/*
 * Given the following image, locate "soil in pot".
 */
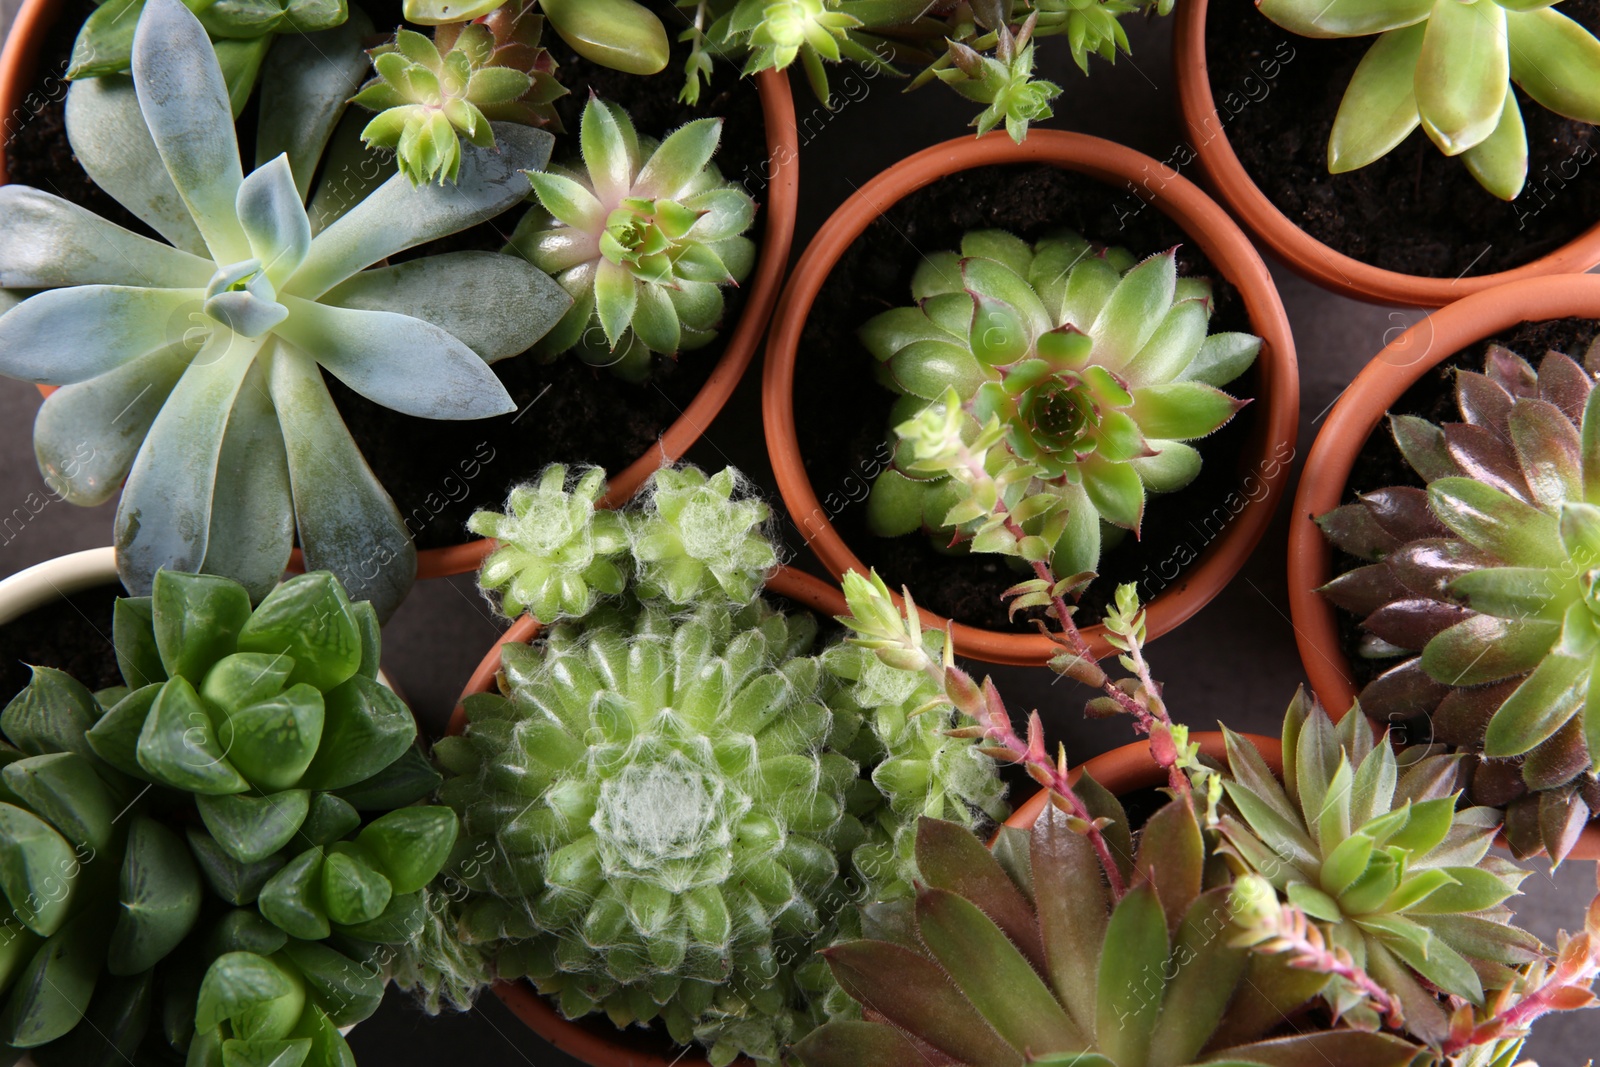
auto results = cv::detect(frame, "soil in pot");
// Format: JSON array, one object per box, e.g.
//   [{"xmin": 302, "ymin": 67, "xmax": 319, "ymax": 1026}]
[
  {"xmin": 0, "ymin": 581, "xmax": 126, "ymax": 704},
  {"xmin": 1328, "ymin": 316, "xmax": 1600, "ymax": 691},
  {"xmin": 5, "ymin": 0, "xmax": 766, "ymax": 551},
  {"xmin": 792, "ymin": 163, "xmax": 1258, "ymax": 631},
  {"xmin": 1204, "ymin": 0, "xmax": 1600, "ymax": 279}
]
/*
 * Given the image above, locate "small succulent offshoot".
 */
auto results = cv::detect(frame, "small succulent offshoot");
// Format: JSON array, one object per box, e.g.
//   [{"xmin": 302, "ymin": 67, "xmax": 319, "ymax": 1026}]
[
  {"xmin": 864, "ymin": 228, "xmax": 1259, "ymax": 582},
  {"xmin": 508, "ymin": 95, "xmax": 758, "ymax": 381},
  {"xmin": 354, "ymin": 4, "xmax": 566, "ymax": 186},
  {"xmin": 1317, "ymin": 340, "xmax": 1600, "ymax": 861},
  {"xmin": 405, "ymin": 0, "xmax": 674, "ymax": 74},
  {"xmin": 710, "ymin": 0, "xmax": 918, "ymax": 104},
  {"xmin": 1257, "ymin": 0, "xmax": 1600, "ymax": 199},
  {"xmin": 0, "ymin": 569, "xmax": 457, "ymax": 1065}
]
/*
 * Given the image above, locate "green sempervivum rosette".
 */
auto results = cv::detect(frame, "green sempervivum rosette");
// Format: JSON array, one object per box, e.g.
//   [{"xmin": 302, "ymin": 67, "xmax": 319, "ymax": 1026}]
[
  {"xmin": 1258, "ymin": 0, "xmax": 1600, "ymax": 199},
  {"xmin": 353, "ymin": 5, "xmax": 566, "ymax": 186},
  {"xmin": 863, "ymin": 229, "xmax": 1259, "ymax": 580},
  {"xmin": 0, "ymin": 0, "xmax": 570, "ymax": 621},
  {"xmin": 629, "ymin": 466, "xmax": 779, "ymax": 605},
  {"xmin": 1215, "ymin": 693, "xmax": 1542, "ymax": 1044},
  {"xmin": 1317, "ymin": 341, "xmax": 1600, "ymax": 861},
  {"xmin": 433, "ymin": 598, "xmax": 857, "ymax": 1065},
  {"xmin": 795, "ymin": 800, "xmax": 1426, "ymax": 1067},
  {"xmin": 0, "ymin": 569, "xmax": 458, "ymax": 1065},
  {"xmin": 507, "ymin": 95, "xmax": 758, "ymax": 382}
]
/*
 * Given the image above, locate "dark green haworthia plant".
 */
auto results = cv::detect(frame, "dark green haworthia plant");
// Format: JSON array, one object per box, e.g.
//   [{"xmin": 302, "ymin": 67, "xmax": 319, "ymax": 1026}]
[
  {"xmin": 0, "ymin": 569, "xmax": 458, "ymax": 1065},
  {"xmin": 1258, "ymin": 0, "xmax": 1600, "ymax": 199},
  {"xmin": 864, "ymin": 229, "xmax": 1258, "ymax": 581},
  {"xmin": 0, "ymin": 0, "xmax": 571, "ymax": 619},
  {"xmin": 1318, "ymin": 341, "xmax": 1600, "ymax": 861},
  {"xmin": 508, "ymin": 95, "xmax": 758, "ymax": 381}
]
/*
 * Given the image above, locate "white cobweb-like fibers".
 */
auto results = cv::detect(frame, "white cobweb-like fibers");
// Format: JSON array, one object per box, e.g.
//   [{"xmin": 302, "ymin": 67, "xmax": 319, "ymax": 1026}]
[{"xmin": 594, "ymin": 753, "xmax": 728, "ymax": 869}]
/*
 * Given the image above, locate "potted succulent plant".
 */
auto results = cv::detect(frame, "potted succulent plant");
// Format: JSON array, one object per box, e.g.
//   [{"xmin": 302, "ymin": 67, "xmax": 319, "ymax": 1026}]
[
  {"xmin": 763, "ymin": 129, "xmax": 1298, "ymax": 666},
  {"xmin": 1174, "ymin": 0, "xmax": 1600, "ymax": 307},
  {"xmin": 0, "ymin": 564, "xmax": 459, "ymax": 1065},
  {"xmin": 1288, "ymin": 272, "xmax": 1600, "ymax": 862},
  {"xmin": 0, "ymin": 0, "xmax": 800, "ymax": 599}
]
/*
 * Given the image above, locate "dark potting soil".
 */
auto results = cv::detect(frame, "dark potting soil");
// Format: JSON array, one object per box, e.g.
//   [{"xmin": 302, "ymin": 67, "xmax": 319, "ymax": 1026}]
[
  {"xmin": 335, "ymin": 0, "xmax": 767, "ymax": 548},
  {"xmin": 6, "ymin": 0, "xmax": 766, "ymax": 551},
  {"xmin": 1330, "ymin": 317, "xmax": 1600, "ymax": 691},
  {"xmin": 792, "ymin": 163, "xmax": 1265, "ymax": 633},
  {"xmin": 1204, "ymin": 0, "xmax": 1600, "ymax": 278},
  {"xmin": 0, "ymin": 583, "xmax": 126, "ymax": 706}
]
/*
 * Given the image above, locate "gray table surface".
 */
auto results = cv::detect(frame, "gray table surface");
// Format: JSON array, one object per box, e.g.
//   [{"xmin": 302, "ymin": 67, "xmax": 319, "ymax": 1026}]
[{"xmin": 1, "ymin": 8, "xmax": 1596, "ymax": 1064}]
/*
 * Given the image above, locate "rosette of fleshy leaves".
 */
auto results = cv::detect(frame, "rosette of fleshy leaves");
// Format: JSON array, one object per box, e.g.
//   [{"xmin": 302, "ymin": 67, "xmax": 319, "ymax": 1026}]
[
  {"xmin": 406, "ymin": 0, "xmax": 674, "ymax": 75},
  {"xmin": 69, "ymin": 0, "xmax": 349, "ymax": 113},
  {"xmin": 630, "ymin": 465, "xmax": 779, "ymax": 605},
  {"xmin": 1317, "ymin": 341, "xmax": 1600, "ymax": 862},
  {"xmin": 1214, "ymin": 693, "xmax": 1543, "ymax": 1045},
  {"xmin": 353, "ymin": 5, "xmax": 566, "ymax": 186},
  {"xmin": 507, "ymin": 95, "xmax": 758, "ymax": 381},
  {"xmin": 0, "ymin": 569, "xmax": 457, "ymax": 1065},
  {"xmin": 469, "ymin": 464, "xmax": 630, "ymax": 622},
  {"xmin": 0, "ymin": 0, "xmax": 570, "ymax": 621},
  {"xmin": 1257, "ymin": 0, "xmax": 1600, "ymax": 199},
  {"xmin": 863, "ymin": 229, "xmax": 1258, "ymax": 581},
  {"xmin": 794, "ymin": 799, "xmax": 1428, "ymax": 1067}
]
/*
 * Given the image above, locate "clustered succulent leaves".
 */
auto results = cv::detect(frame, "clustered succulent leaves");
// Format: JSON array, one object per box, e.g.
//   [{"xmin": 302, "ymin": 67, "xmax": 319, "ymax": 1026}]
[
  {"xmin": 508, "ymin": 95, "xmax": 758, "ymax": 381},
  {"xmin": 353, "ymin": 6, "xmax": 566, "ymax": 186},
  {"xmin": 0, "ymin": 0, "xmax": 571, "ymax": 620},
  {"xmin": 1217, "ymin": 695, "xmax": 1539, "ymax": 1044},
  {"xmin": 405, "ymin": 0, "xmax": 674, "ymax": 76},
  {"xmin": 1318, "ymin": 341, "xmax": 1600, "ymax": 862},
  {"xmin": 0, "ymin": 569, "xmax": 457, "ymax": 1065},
  {"xmin": 401, "ymin": 464, "xmax": 1008, "ymax": 1064},
  {"xmin": 864, "ymin": 229, "xmax": 1258, "ymax": 581},
  {"xmin": 1258, "ymin": 0, "xmax": 1600, "ymax": 199}
]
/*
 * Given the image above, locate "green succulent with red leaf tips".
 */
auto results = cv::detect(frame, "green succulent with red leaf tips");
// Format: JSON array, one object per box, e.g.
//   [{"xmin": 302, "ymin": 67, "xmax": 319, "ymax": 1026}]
[
  {"xmin": 794, "ymin": 800, "xmax": 1428, "ymax": 1067},
  {"xmin": 863, "ymin": 228, "xmax": 1258, "ymax": 580},
  {"xmin": 507, "ymin": 96, "xmax": 758, "ymax": 382},
  {"xmin": 1258, "ymin": 0, "xmax": 1600, "ymax": 199},
  {"xmin": 353, "ymin": 7, "xmax": 565, "ymax": 186},
  {"xmin": 1317, "ymin": 340, "xmax": 1600, "ymax": 862},
  {"xmin": 1214, "ymin": 693, "xmax": 1542, "ymax": 1045},
  {"xmin": 938, "ymin": 14, "xmax": 1062, "ymax": 141}
]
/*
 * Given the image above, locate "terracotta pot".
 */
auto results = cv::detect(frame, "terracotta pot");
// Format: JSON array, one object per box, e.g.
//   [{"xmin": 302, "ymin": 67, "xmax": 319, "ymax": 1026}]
[
  {"xmin": 1173, "ymin": 0, "xmax": 1600, "ymax": 309},
  {"xmin": 1287, "ymin": 273, "xmax": 1600, "ymax": 862},
  {"xmin": 446, "ymin": 566, "xmax": 844, "ymax": 1067},
  {"xmin": 762, "ymin": 129, "xmax": 1299, "ymax": 667},
  {"xmin": 0, "ymin": 0, "xmax": 800, "ymax": 582}
]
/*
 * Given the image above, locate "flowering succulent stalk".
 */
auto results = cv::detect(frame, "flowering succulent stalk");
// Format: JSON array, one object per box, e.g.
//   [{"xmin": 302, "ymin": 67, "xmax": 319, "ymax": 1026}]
[
  {"xmin": 1258, "ymin": 0, "xmax": 1600, "ymax": 199},
  {"xmin": 795, "ymin": 803, "xmax": 1428, "ymax": 1067},
  {"xmin": 353, "ymin": 5, "xmax": 566, "ymax": 186},
  {"xmin": 0, "ymin": 569, "xmax": 457, "ymax": 1065},
  {"xmin": 863, "ymin": 229, "xmax": 1258, "ymax": 582},
  {"xmin": 1215, "ymin": 692, "xmax": 1542, "ymax": 1045},
  {"xmin": 0, "ymin": 0, "xmax": 571, "ymax": 620},
  {"xmin": 1316, "ymin": 341, "xmax": 1600, "ymax": 861},
  {"xmin": 507, "ymin": 96, "xmax": 758, "ymax": 381}
]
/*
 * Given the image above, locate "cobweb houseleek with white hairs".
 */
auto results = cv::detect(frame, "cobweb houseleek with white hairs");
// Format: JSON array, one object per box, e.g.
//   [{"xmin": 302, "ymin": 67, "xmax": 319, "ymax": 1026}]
[{"xmin": 0, "ymin": 0, "xmax": 570, "ymax": 619}]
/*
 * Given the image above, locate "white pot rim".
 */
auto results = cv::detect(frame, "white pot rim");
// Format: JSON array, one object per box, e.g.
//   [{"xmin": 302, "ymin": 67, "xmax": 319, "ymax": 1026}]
[{"xmin": 0, "ymin": 546, "xmax": 120, "ymax": 629}]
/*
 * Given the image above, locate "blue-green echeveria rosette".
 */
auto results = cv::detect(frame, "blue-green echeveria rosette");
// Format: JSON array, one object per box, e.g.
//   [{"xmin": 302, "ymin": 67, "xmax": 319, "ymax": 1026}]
[
  {"xmin": 863, "ymin": 228, "xmax": 1259, "ymax": 581},
  {"xmin": 507, "ymin": 94, "xmax": 758, "ymax": 383},
  {"xmin": 0, "ymin": 0, "xmax": 571, "ymax": 620}
]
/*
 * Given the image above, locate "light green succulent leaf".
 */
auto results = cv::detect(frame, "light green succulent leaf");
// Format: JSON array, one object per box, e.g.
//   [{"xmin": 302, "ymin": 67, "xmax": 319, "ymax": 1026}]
[
  {"xmin": 1462, "ymin": 91, "xmax": 1529, "ymax": 200},
  {"xmin": 288, "ymin": 123, "xmax": 554, "ymax": 298},
  {"xmin": 0, "ymin": 185, "xmax": 213, "ymax": 289},
  {"xmin": 1258, "ymin": 0, "xmax": 1432, "ymax": 37},
  {"xmin": 268, "ymin": 345, "xmax": 416, "ymax": 620},
  {"xmin": 132, "ymin": 0, "xmax": 251, "ymax": 263},
  {"xmin": 276, "ymin": 297, "xmax": 514, "ymax": 419},
  {"xmin": 964, "ymin": 256, "xmax": 1052, "ymax": 339},
  {"xmin": 255, "ymin": 15, "xmax": 374, "ymax": 200},
  {"xmin": 1330, "ymin": 27, "xmax": 1425, "ymax": 173},
  {"xmin": 198, "ymin": 361, "xmax": 296, "ymax": 601},
  {"xmin": 1082, "ymin": 460, "xmax": 1145, "ymax": 532},
  {"xmin": 1129, "ymin": 381, "xmax": 1244, "ymax": 440},
  {"xmin": 527, "ymin": 171, "xmax": 608, "ymax": 233},
  {"xmin": 115, "ymin": 336, "xmax": 262, "ymax": 592},
  {"xmin": 580, "ymin": 99, "xmax": 642, "ymax": 205},
  {"xmin": 1426, "ymin": 477, "xmax": 1564, "ymax": 567},
  {"xmin": 1421, "ymin": 613, "xmax": 1559, "ymax": 686},
  {"xmin": 1415, "ymin": 0, "xmax": 1509, "ymax": 156},
  {"xmin": 237, "ymin": 155, "xmax": 312, "ymax": 284},
  {"xmin": 1447, "ymin": 566, "xmax": 1564, "ymax": 620},
  {"xmin": 1122, "ymin": 297, "xmax": 1210, "ymax": 387},
  {"xmin": 67, "ymin": 0, "xmax": 142, "ymax": 78},
  {"xmin": 1482, "ymin": 649, "xmax": 1588, "ymax": 756},
  {"xmin": 0, "ymin": 283, "xmax": 198, "ymax": 387},
  {"xmin": 1507, "ymin": 7, "xmax": 1600, "ymax": 124},
  {"xmin": 64, "ymin": 76, "xmax": 209, "ymax": 255},
  {"xmin": 635, "ymin": 118, "xmax": 722, "ymax": 199},
  {"xmin": 1088, "ymin": 251, "xmax": 1176, "ymax": 366},
  {"xmin": 1179, "ymin": 331, "xmax": 1261, "ymax": 387}
]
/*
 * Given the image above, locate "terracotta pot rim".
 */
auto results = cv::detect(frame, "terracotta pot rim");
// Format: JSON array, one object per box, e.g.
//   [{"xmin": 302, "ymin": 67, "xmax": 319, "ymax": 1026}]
[
  {"xmin": 0, "ymin": 0, "xmax": 800, "ymax": 584},
  {"xmin": 1286, "ymin": 273, "xmax": 1600, "ymax": 862},
  {"xmin": 1173, "ymin": 0, "xmax": 1600, "ymax": 309},
  {"xmin": 761, "ymin": 128, "xmax": 1300, "ymax": 667}
]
